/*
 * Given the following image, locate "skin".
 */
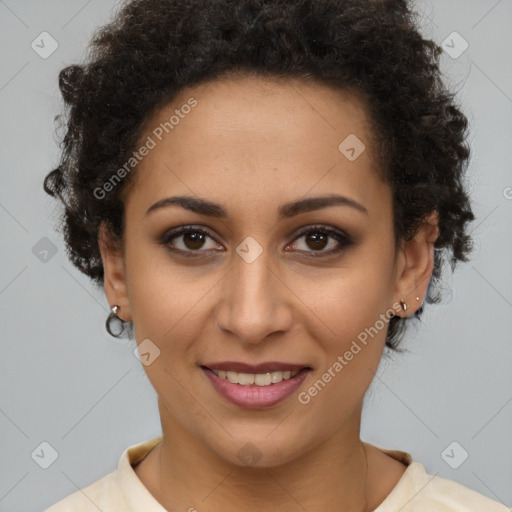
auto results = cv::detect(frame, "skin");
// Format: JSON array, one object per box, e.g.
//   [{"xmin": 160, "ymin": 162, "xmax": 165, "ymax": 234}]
[{"xmin": 99, "ymin": 75, "xmax": 439, "ymax": 511}]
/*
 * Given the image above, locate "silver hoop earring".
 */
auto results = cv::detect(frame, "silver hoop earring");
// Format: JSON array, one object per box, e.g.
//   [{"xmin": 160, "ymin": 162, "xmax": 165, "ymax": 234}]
[{"xmin": 106, "ymin": 305, "xmax": 124, "ymax": 338}]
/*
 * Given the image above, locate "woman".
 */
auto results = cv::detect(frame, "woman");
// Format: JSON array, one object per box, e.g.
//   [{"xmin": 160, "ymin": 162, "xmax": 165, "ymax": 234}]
[{"xmin": 42, "ymin": 0, "xmax": 508, "ymax": 510}]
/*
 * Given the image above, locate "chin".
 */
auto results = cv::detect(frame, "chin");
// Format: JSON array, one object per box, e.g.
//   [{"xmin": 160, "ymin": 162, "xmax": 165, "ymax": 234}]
[{"xmin": 205, "ymin": 428, "xmax": 312, "ymax": 469}]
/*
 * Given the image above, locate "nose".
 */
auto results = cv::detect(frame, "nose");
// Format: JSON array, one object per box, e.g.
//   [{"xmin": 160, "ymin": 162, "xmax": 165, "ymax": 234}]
[{"xmin": 214, "ymin": 246, "xmax": 293, "ymax": 346}]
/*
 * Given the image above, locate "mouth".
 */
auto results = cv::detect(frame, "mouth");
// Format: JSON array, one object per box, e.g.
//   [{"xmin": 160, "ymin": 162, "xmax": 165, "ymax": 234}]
[
  {"xmin": 200, "ymin": 362, "xmax": 312, "ymax": 408},
  {"xmin": 205, "ymin": 368, "xmax": 303, "ymax": 386},
  {"xmin": 201, "ymin": 361, "xmax": 312, "ymax": 386}
]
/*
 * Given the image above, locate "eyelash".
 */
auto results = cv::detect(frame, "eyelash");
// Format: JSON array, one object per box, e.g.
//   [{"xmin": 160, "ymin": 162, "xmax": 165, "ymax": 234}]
[{"xmin": 159, "ymin": 224, "xmax": 354, "ymax": 259}]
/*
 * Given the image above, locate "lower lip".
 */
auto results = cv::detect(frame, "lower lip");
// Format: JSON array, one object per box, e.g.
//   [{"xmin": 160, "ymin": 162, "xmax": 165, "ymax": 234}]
[{"xmin": 202, "ymin": 367, "xmax": 310, "ymax": 408}]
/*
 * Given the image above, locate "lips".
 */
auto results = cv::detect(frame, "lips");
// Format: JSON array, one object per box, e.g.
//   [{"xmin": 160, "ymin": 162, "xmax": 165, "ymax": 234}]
[
  {"xmin": 202, "ymin": 361, "xmax": 310, "ymax": 373},
  {"xmin": 200, "ymin": 362, "xmax": 312, "ymax": 408}
]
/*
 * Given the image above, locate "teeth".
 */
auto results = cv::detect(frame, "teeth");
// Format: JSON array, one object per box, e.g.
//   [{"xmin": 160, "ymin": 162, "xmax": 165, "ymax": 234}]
[{"xmin": 211, "ymin": 369, "xmax": 300, "ymax": 386}]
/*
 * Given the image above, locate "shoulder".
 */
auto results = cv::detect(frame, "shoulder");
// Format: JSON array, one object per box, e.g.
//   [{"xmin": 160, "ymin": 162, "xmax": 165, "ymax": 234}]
[
  {"xmin": 380, "ymin": 461, "xmax": 510, "ymax": 511},
  {"xmin": 43, "ymin": 470, "xmax": 130, "ymax": 512},
  {"xmin": 365, "ymin": 442, "xmax": 510, "ymax": 512},
  {"xmin": 413, "ymin": 468, "xmax": 510, "ymax": 512},
  {"xmin": 43, "ymin": 435, "xmax": 163, "ymax": 512}
]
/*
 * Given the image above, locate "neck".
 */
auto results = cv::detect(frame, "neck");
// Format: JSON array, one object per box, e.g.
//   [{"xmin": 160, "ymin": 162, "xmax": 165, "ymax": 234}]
[{"xmin": 145, "ymin": 401, "xmax": 370, "ymax": 512}]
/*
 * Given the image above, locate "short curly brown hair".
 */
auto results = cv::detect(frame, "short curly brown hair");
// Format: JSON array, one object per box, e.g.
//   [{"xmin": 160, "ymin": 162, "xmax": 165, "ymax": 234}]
[{"xmin": 44, "ymin": 0, "xmax": 474, "ymax": 351}]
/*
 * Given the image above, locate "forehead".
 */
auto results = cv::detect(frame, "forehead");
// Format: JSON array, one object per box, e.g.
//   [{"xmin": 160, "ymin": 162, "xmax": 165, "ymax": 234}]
[
  {"xmin": 157, "ymin": 74, "xmax": 376, "ymax": 158},
  {"xmin": 125, "ymin": 75, "xmax": 389, "ymax": 220}
]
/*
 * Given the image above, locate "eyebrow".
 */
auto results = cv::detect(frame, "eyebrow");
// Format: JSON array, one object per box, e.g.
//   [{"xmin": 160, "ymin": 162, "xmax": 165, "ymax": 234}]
[{"xmin": 145, "ymin": 193, "xmax": 368, "ymax": 218}]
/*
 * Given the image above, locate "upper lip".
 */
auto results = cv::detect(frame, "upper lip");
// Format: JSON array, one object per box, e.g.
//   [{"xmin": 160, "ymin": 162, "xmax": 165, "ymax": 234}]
[{"xmin": 202, "ymin": 361, "xmax": 311, "ymax": 373}]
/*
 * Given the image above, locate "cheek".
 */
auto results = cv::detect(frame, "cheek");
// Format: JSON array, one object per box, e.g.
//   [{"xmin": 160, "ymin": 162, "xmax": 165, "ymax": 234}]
[
  {"xmin": 123, "ymin": 223, "xmax": 210, "ymax": 339},
  {"xmin": 295, "ymin": 274, "xmax": 393, "ymax": 436},
  {"xmin": 297, "ymin": 248, "xmax": 395, "ymax": 348},
  {"xmin": 294, "ymin": 244, "xmax": 396, "ymax": 402},
  {"xmin": 128, "ymin": 265, "xmax": 214, "ymax": 344}
]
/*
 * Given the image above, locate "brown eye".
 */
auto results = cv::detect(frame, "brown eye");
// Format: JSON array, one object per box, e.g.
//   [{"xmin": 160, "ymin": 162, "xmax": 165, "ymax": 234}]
[
  {"xmin": 304, "ymin": 232, "xmax": 329, "ymax": 251},
  {"xmin": 160, "ymin": 226, "xmax": 222, "ymax": 256},
  {"xmin": 286, "ymin": 226, "xmax": 354, "ymax": 257},
  {"xmin": 182, "ymin": 231, "xmax": 207, "ymax": 250}
]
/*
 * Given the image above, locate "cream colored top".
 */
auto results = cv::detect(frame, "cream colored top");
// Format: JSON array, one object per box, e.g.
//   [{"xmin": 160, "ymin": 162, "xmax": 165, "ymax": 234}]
[{"xmin": 44, "ymin": 436, "xmax": 510, "ymax": 511}]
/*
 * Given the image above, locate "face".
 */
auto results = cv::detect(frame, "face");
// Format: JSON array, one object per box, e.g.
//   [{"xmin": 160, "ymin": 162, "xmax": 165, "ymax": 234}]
[{"xmin": 100, "ymin": 75, "xmax": 436, "ymax": 467}]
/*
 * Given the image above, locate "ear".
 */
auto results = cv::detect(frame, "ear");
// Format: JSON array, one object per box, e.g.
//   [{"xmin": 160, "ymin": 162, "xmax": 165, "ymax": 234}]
[
  {"xmin": 392, "ymin": 211, "xmax": 439, "ymax": 317},
  {"xmin": 98, "ymin": 222, "xmax": 132, "ymax": 322}
]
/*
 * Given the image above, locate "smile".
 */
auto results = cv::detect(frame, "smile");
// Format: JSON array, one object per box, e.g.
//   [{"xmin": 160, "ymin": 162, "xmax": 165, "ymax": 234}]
[
  {"xmin": 201, "ymin": 365, "xmax": 311, "ymax": 408},
  {"xmin": 209, "ymin": 368, "xmax": 300, "ymax": 386}
]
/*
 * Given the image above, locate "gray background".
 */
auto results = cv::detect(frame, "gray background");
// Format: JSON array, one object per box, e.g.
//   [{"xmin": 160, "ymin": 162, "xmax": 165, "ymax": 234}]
[{"xmin": 1, "ymin": 0, "xmax": 511, "ymax": 510}]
